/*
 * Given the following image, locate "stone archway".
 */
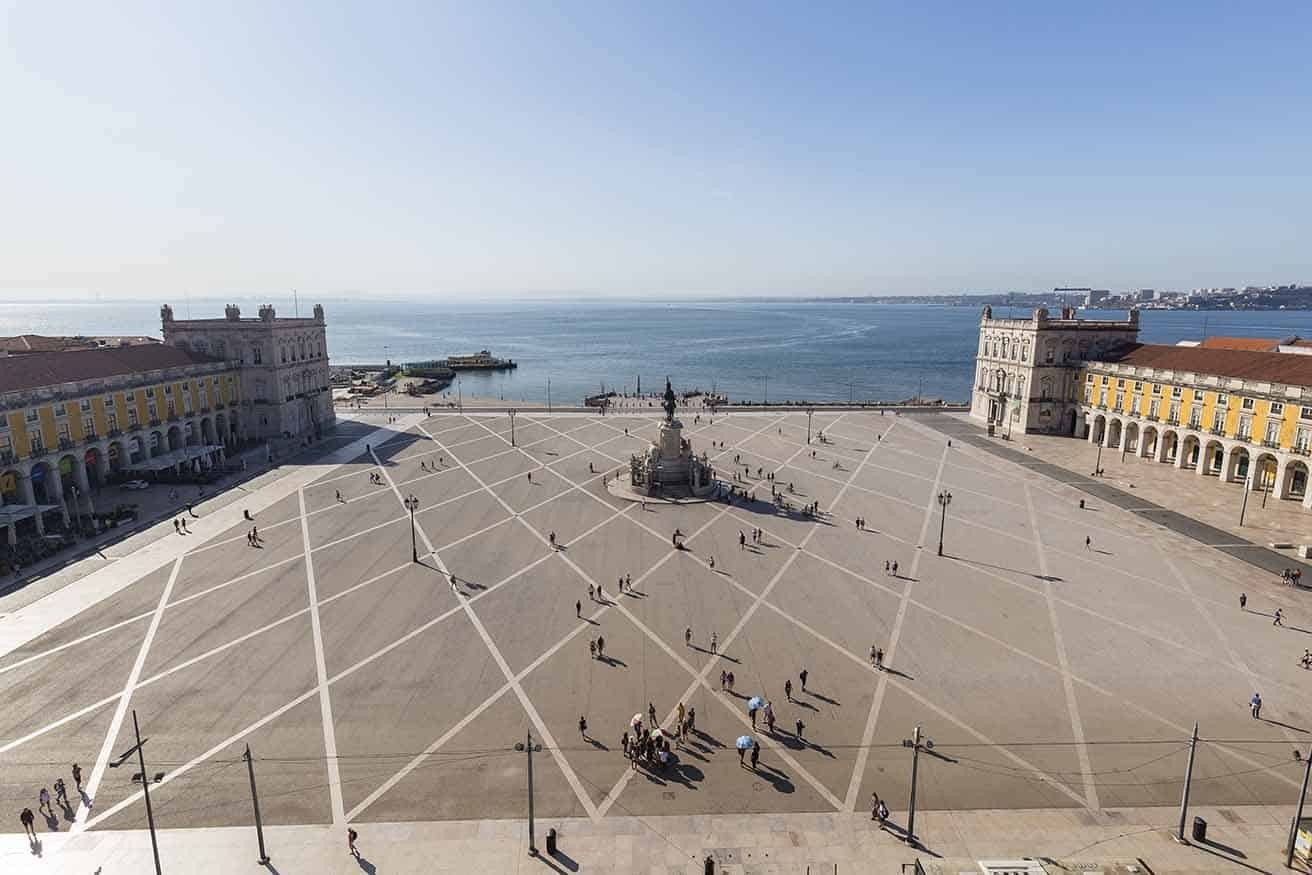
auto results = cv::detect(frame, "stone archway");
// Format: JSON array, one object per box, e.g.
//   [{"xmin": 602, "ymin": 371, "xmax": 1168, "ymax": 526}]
[
  {"xmin": 1141, "ymin": 425, "xmax": 1159, "ymax": 458},
  {"xmin": 29, "ymin": 461, "xmax": 55, "ymax": 505},
  {"xmin": 1253, "ymin": 452, "xmax": 1279, "ymax": 491},
  {"xmin": 1283, "ymin": 460, "xmax": 1310, "ymax": 500},
  {"xmin": 1124, "ymin": 421, "xmax": 1140, "ymax": 452},
  {"xmin": 1180, "ymin": 434, "xmax": 1201, "ymax": 468},
  {"xmin": 1201, "ymin": 440, "xmax": 1225, "ymax": 476},
  {"xmin": 167, "ymin": 425, "xmax": 182, "ymax": 451},
  {"xmin": 1107, "ymin": 418, "xmax": 1124, "ymax": 448}
]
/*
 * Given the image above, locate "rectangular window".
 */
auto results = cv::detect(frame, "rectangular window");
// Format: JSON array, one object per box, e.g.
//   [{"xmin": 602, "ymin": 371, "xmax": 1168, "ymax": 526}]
[
  {"xmin": 1149, "ymin": 399, "xmax": 1160, "ymax": 419},
  {"xmin": 83, "ymin": 417, "xmax": 95, "ymax": 438},
  {"xmin": 1151, "ymin": 384, "xmax": 1162, "ymax": 395},
  {"xmin": 107, "ymin": 412, "xmax": 118, "ymax": 433},
  {"xmin": 1297, "ymin": 429, "xmax": 1311, "ymax": 452},
  {"xmin": 146, "ymin": 387, "xmax": 155, "ymax": 397},
  {"xmin": 164, "ymin": 384, "xmax": 173, "ymax": 395},
  {"xmin": 1133, "ymin": 381, "xmax": 1142, "ymax": 392},
  {"xmin": 25, "ymin": 408, "xmax": 38, "ymax": 423},
  {"xmin": 166, "ymin": 399, "xmax": 176, "ymax": 417},
  {"xmin": 1237, "ymin": 416, "xmax": 1252, "ymax": 440},
  {"xmin": 1217, "ymin": 394, "xmax": 1229, "ymax": 407},
  {"xmin": 1169, "ymin": 402, "xmax": 1181, "ymax": 423},
  {"xmin": 1086, "ymin": 373, "xmax": 1094, "ymax": 383},
  {"xmin": 1240, "ymin": 397, "xmax": 1253, "ymax": 410},
  {"xmin": 1114, "ymin": 392, "xmax": 1124, "ymax": 409},
  {"xmin": 54, "ymin": 403, "xmax": 66, "ymax": 416},
  {"xmin": 127, "ymin": 407, "xmax": 139, "ymax": 426},
  {"xmin": 1265, "ymin": 421, "xmax": 1280, "ymax": 443},
  {"xmin": 183, "ymin": 393, "xmax": 192, "ymax": 414},
  {"xmin": 1189, "ymin": 406, "xmax": 1202, "ymax": 428},
  {"xmin": 1302, "ymin": 406, "xmax": 1312, "ymax": 421},
  {"xmin": 1083, "ymin": 386, "xmax": 1092, "ymax": 403},
  {"xmin": 253, "ymin": 347, "xmax": 263, "ymax": 364},
  {"xmin": 147, "ymin": 402, "xmax": 158, "ymax": 420},
  {"xmin": 1212, "ymin": 410, "xmax": 1226, "ymax": 432},
  {"xmin": 80, "ymin": 398, "xmax": 92, "ymax": 412},
  {"xmin": 58, "ymin": 421, "xmax": 71, "ymax": 441},
  {"xmin": 1171, "ymin": 386, "xmax": 1182, "ymax": 398},
  {"xmin": 1270, "ymin": 402, "xmax": 1285, "ymax": 416}
]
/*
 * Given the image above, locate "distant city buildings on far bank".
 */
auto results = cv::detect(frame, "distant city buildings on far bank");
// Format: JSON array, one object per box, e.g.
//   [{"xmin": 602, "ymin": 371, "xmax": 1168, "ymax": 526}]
[{"xmin": 831, "ymin": 283, "xmax": 1312, "ymax": 311}]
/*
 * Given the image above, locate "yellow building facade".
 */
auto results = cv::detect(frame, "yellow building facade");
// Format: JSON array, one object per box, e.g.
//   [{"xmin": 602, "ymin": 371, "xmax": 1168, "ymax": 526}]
[
  {"xmin": 1, "ymin": 345, "xmax": 241, "ymax": 537},
  {"xmin": 1077, "ymin": 345, "xmax": 1312, "ymax": 507}
]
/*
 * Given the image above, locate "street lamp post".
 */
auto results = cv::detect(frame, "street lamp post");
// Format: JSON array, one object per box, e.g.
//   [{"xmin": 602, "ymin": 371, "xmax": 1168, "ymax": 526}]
[
  {"xmin": 547, "ymin": 378, "xmax": 551, "ymax": 413},
  {"xmin": 404, "ymin": 494, "xmax": 419, "ymax": 562},
  {"xmin": 515, "ymin": 732, "xmax": 543, "ymax": 855},
  {"xmin": 1239, "ymin": 475, "xmax": 1252, "ymax": 527},
  {"xmin": 936, "ymin": 490, "xmax": 952, "ymax": 556},
  {"xmin": 902, "ymin": 724, "xmax": 933, "ymax": 846},
  {"xmin": 509, "ymin": 409, "xmax": 517, "ymax": 447},
  {"xmin": 109, "ymin": 710, "xmax": 162, "ymax": 875},
  {"xmin": 807, "ymin": 408, "xmax": 814, "ymax": 444}
]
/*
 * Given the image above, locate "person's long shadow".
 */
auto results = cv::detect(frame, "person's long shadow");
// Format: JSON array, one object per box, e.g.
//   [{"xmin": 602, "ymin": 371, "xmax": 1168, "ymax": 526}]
[
  {"xmin": 355, "ymin": 854, "xmax": 377, "ymax": 874},
  {"xmin": 807, "ymin": 690, "xmax": 841, "ymax": 706},
  {"xmin": 792, "ymin": 699, "xmax": 818, "ymax": 712},
  {"xmin": 599, "ymin": 655, "xmax": 627, "ymax": 668},
  {"xmin": 884, "ymin": 667, "xmax": 914, "ymax": 681},
  {"xmin": 585, "ymin": 737, "xmax": 609, "ymax": 751},
  {"xmin": 624, "ymin": 589, "xmax": 647, "ymax": 598},
  {"xmin": 1190, "ymin": 839, "xmax": 1265, "ymax": 872},
  {"xmin": 43, "ymin": 811, "xmax": 59, "ymax": 831},
  {"xmin": 59, "ymin": 800, "xmax": 75, "ymax": 824},
  {"xmin": 28, "ymin": 836, "xmax": 42, "ymax": 856},
  {"xmin": 751, "ymin": 762, "xmax": 795, "ymax": 793},
  {"xmin": 1260, "ymin": 717, "xmax": 1309, "ymax": 733}
]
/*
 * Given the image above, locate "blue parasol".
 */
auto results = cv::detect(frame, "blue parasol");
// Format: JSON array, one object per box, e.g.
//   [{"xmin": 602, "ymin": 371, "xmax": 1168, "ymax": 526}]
[
  {"xmin": 747, "ymin": 696, "xmax": 765, "ymax": 710},
  {"xmin": 736, "ymin": 735, "xmax": 754, "ymax": 750}
]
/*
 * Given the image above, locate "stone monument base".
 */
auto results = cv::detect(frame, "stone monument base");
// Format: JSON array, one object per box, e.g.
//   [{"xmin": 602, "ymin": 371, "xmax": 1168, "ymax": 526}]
[{"xmin": 606, "ymin": 470, "xmax": 720, "ymax": 504}]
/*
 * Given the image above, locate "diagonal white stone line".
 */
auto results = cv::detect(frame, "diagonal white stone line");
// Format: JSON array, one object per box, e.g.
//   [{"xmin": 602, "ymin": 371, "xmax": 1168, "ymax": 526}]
[
  {"xmin": 597, "ymin": 412, "xmax": 881, "ymax": 817},
  {"xmin": 1024, "ymin": 482, "xmax": 1100, "ymax": 810},
  {"xmin": 0, "ymin": 608, "xmax": 156, "ymax": 679},
  {"xmin": 843, "ymin": 442, "xmax": 948, "ymax": 811},
  {"xmin": 378, "ymin": 432, "xmax": 602, "ymax": 822},
  {"xmin": 72, "ymin": 554, "xmax": 185, "ymax": 832},
  {"xmin": 298, "ymin": 487, "xmax": 345, "ymax": 826}
]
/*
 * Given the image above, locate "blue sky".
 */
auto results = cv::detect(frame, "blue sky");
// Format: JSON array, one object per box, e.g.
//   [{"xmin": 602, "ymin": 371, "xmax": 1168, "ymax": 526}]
[{"xmin": 2, "ymin": 1, "xmax": 1309, "ymax": 299}]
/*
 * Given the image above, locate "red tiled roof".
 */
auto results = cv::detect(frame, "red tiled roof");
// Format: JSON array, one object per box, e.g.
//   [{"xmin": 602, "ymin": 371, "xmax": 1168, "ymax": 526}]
[
  {"xmin": 1197, "ymin": 336, "xmax": 1284, "ymax": 351},
  {"xmin": 1101, "ymin": 343, "xmax": 1312, "ymax": 386},
  {"xmin": 0, "ymin": 345, "xmax": 227, "ymax": 395}
]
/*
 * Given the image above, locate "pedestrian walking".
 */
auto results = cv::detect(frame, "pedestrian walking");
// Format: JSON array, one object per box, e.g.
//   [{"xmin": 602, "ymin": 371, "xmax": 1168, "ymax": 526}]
[
  {"xmin": 625, "ymin": 573, "xmax": 631, "ymax": 590},
  {"xmin": 891, "ymin": 560, "xmax": 898, "ymax": 577},
  {"xmin": 750, "ymin": 741, "xmax": 760, "ymax": 770},
  {"xmin": 727, "ymin": 671, "xmax": 735, "ymax": 692},
  {"xmin": 749, "ymin": 704, "xmax": 758, "ymax": 728},
  {"xmin": 870, "ymin": 644, "xmax": 878, "ymax": 668},
  {"xmin": 795, "ymin": 718, "xmax": 805, "ymax": 739},
  {"xmin": 766, "ymin": 705, "xmax": 776, "ymax": 734},
  {"xmin": 53, "ymin": 778, "xmax": 67, "ymax": 807},
  {"xmin": 348, "ymin": 827, "xmax": 360, "ymax": 857},
  {"xmin": 588, "ymin": 583, "xmax": 595, "ymax": 602},
  {"xmin": 72, "ymin": 763, "xmax": 82, "ymax": 793},
  {"xmin": 20, "ymin": 807, "xmax": 36, "ymax": 841},
  {"xmin": 799, "ymin": 668, "xmax": 808, "ymax": 692},
  {"xmin": 621, "ymin": 731, "xmax": 629, "ymax": 756},
  {"xmin": 685, "ymin": 626, "xmax": 692, "ymax": 647},
  {"xmin": 336, "ymin": 489, "xmax": 342, "ymax": 502},
  {"xmin": 1085, "ymin": 535, "xmax": 1091, "ymax": 550},
  {"xmin": 1275, "ymin": 608, "xmax": 1284, "ymax": 627},
  {"xmin": 784, "ymin": 678, "xmax": 792, "ymax": 702},
  {"xmin": 589, "ymin": 639, "xmax": 597, "ymax": 659},
  {"xmin": 576, "ymin": 599, "xmax": 582, "ymax": 618},
  {"xmin": 677, "ymin": 701, "xmax": 686, "ymax": 727},
  {"xmin": 687, "ymin": 706, "xmax": 696, "ymax": 734},
  {"xmin": 1240, "ymin": 592, "xmax": 1247, "ymax": 610},
  {"xmin": 710, "ymin": 631, "xmax": 718, "ymax": 654},
  {"xmin": 597, "ymin": 635, "xmax": 605, "ymax": 658},
  {"xmin": 875, "ymin": 648, "xmax": 884, "ymax": 671},
  {"xmin": 720, "ymin": 669, "xmax": 727, "ymax": 690},
  {"xmin": 579, "ymin": 715, "xmax": 588, "ymax": 740},
  {"xmin": 739, "ymin": 745, "xmax": 747, "ymax": 766},
  {"xmin": 709, "ymin": 555, "xmax": 715, "ymax": 570},
  {"xmin": 739, "ymin": 530, "xmax": 746, "ymax": 550},
  {"xmin": 649, "ymin": 702, "xmax": 657, "ymax": 727},
  {"xmin": 38, "ymin": 787, "xmax": 51, "ymax": 817},
  {"xmin": 173, "ymin": 519, "xmax": 180, "ymax": 534},
  {"xmin": 1251, "ymin": 692, "xmax": 1263, "ymax": 719}
]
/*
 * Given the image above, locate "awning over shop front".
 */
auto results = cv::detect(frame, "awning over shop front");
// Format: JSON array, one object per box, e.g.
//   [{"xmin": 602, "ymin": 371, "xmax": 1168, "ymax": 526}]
[
  {"xmin": 119, "ymin": 444, "xmax": 225, "ymax": 474},
  {"xmin": 0, "ymin": 503, "xmax": 60, "ymax": 526}
]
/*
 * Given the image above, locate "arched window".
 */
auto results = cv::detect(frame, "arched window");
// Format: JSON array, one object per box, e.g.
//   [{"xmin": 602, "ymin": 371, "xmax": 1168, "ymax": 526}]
[
  {"xmin": 1021, "ymin": 342, "xmax": 1029, "ymax": 362},
  {"xmin": 281, "ymin": 346, "xmax": 288, "ymax": 364},
  {"xmin": 1040, "ymin": 376, "xmax": 1053, "ymax": 399},
  {"xmin": 253, "ymin": 345, "xmax": 262, "ymax": 365}
]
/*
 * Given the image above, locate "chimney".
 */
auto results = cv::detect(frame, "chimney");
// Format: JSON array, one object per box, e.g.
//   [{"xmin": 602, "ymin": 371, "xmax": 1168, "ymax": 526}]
[{"xmin": 225, "ymin": 304, "xmax": 241, "ymax": 321}]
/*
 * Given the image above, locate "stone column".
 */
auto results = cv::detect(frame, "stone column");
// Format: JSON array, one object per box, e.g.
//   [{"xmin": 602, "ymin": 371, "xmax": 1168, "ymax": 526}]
[
  {"xmin": 1156, "ymin": 434, "xmax": 1170, "ymax": 463},
  {"xmin": 1196, "ymin": 445, "xmax": 1211, "ymax": 476},
  {"xmin": 73, "ymin": 455, "xmax": 92, "ymax": 516},
  {"xmin": 18, "ymin": 468, "xmax": 43, "ymax": 535},
  {"xmin": 1138, "ymin": 429, "xmax": 1153, "ymax": 459},
  {"xmin": 49, "ymin": 464, "xmax": 69, "ymax": 525},
  {"xmin": 1274, "ymin": 458, "xmax": 1292, "ymax": 500}
]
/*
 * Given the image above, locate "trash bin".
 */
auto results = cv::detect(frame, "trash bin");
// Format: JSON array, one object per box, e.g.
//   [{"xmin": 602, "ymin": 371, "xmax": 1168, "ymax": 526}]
[
  {"xmin": 1192, "ymin": 816, "xmax": 1207, "ymax": 842},
  {"xmin": 546, "ymin": 828, "xmax": 557, "ymax": 855}
]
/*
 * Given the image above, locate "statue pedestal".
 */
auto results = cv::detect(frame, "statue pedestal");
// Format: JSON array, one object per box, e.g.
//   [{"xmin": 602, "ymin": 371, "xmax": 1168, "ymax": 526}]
[{"xmin": 658, "ymin": 420, "xmax": 684, "ymax": 459}]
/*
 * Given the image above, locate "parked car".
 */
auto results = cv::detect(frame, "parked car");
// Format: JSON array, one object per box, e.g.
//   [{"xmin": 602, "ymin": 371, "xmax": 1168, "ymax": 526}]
[{"xmin": 122, "ymin": 479, "xmax": 150, "ymax": 490}]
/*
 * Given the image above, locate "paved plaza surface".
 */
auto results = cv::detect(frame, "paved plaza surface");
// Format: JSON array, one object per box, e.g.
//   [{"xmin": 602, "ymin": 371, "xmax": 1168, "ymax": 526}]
[{"xmin": 2, "ymin": 408, "xmax": 1311, "ymax": 870}]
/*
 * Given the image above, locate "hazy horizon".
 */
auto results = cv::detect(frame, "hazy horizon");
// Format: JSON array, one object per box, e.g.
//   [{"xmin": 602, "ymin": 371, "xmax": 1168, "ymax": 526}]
[{"xmin": 3, "ymin": 2, "xmax": 1309, "ymax": 300}]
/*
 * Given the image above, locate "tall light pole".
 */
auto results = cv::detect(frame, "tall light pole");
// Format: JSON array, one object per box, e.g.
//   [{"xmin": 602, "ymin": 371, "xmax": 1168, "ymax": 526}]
[
  {"xmin": 1287, "ymin": 742, "xmax": 1312, "ymax": 867},
  {"xmin": 515, "ymin": 731, "xmax": 543, "ymax": 855},
  {"xmin": 509, "ymin": 409, "xmax": 517, "ymax": 447},
  {"xmin": 936, "ymin": 490, "xmax": 952, "ymax": 556},
  {"xmin": 1239, "ymin": 475, "xmax": 1252, "ymax": 526},
  {"xmin": 404, "ymin": 494, "xmax": 419, "ymax": 562},
  {"xmin": 457, "ymin": 376, "xmax": 463, "ymax": 413},
  {"xmin": 109, "ymin": 710, "xmax": 162, "ymax": 875},
  {"xmin": 547, "ymin": 378, "xmax": 551, "ymax": 413},
  {"xmin": 902, "ymin": 724, "xmax": 933, "ymax": 846},
  {"xmin": 807, "ymin": 408, "xmax": 814, "ymax": 444},
  {"xmin": 383, "ymin": 346, "xmax": 390, "ymax": 411}
]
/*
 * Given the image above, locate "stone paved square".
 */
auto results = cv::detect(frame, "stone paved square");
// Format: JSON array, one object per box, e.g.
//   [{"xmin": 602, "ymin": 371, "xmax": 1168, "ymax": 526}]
[{"xmin": 1, "ymin": 409, "xmax": 1308, "ymax": 845}]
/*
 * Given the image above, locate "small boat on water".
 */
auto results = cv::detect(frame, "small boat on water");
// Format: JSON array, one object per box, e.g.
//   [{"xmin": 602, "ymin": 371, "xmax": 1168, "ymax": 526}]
[{"xmin": 442, "ymin": 350, "xmax": 517, "ymax": 370}]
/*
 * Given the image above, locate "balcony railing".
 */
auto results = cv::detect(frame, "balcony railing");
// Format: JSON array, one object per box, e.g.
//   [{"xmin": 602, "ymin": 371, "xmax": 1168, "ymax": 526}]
[
  {"xmin": 1235, "ymin": 433, "xmax": 1252, "ymax": 443},
  {"xmin": 1209, "ymin": 427, "xmax": 1226, "ymax": 435},
  {"xmin": 29, "ymin": 442, "xmax": 46, "ymax": 456},
  {"xmin": 58, "ymin": 436, "xmax": 75, "ymax": 450},
  {"xmin": 149, "ymin": 418, "xmax": 161, "ymax": 427},
  {"xmin": 1165, "ymin": 418, "xmax": 1180, "ymax": 425},
  {"xmin": 1295, "ymin": 446, "xmax": 1311, "ymax": 456}
]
